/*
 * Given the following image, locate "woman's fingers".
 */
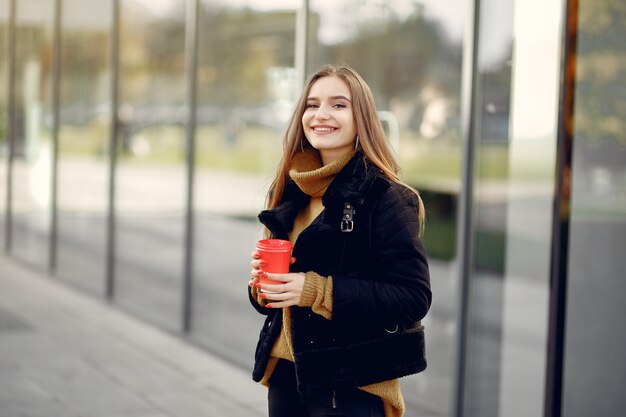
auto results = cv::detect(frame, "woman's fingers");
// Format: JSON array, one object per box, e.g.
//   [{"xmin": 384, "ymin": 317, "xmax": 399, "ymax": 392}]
[
  {"xmin": 256, "ymin": 272, "xmax": 305, "ymax": 308},
  {"xmin": 250, "ymin": 251, "xmax": 266, "ymax": 271},
  {"xmin": 261, "ymin": 282, "xmax": 286, "ymax": 293},
  {"xmin": 259, "ymin": 290, "xmax": 297, "ymax": 308},
  {"xmin": 250, "ymin": 259, "xmax": 266, "ymax": 269}
]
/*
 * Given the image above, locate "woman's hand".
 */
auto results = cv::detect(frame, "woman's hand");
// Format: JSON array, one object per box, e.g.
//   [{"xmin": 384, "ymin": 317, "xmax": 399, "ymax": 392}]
[
  {"xmin": 249, "ymin": 250, "xmax": 302, "ymax": 308},
  {"xmin": 257, "ymin": 272, "xmax": 305, "ymax": 308},
  {"xmin": 248, "ymin": 250, "xmax": 265, "ymax": 289}
]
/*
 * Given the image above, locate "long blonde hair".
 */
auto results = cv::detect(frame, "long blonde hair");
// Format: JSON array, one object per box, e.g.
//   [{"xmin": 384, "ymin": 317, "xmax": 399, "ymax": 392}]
[{"xmin": 267, "ymin": 64, "xmax": 425, "ymax": 233}]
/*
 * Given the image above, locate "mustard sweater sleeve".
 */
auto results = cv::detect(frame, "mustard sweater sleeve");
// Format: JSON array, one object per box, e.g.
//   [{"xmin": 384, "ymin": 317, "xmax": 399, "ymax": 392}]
[
  {"xmin": 298, "ymin": 272, "xmax": 333, "ymax": 320},
  {"xmin": 250, "ymin": 287, "xmax": 268, "ymax": 307}
]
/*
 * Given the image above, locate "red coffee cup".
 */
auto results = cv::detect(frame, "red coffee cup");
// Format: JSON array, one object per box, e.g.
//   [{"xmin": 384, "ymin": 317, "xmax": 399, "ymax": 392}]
[{"xmin": 255, "ymin": 239, "xmax": 293, "ymax": 288}]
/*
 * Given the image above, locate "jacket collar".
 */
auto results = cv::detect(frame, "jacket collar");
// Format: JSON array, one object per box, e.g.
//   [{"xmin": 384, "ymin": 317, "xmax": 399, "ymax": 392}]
[
  {"xmin": 322, "ymin": 151, "xmax": 381, "ymax": 208},
  {"xmin": 258, "ymin": 181, "xmax": 308, "ymax": 239},
  {"xmin": 258, "ymin": 152, "xmax": 382, "ymax": 238}
]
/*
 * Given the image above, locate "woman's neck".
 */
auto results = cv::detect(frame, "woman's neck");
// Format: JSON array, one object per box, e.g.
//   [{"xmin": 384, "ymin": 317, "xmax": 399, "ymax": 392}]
[{"xmin": 320, "ymin": 147, "xmax": 353, "ymax": 166}]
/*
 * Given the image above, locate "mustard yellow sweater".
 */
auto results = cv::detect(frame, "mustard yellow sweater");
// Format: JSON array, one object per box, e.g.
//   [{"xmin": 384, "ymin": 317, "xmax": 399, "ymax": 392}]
[{"xmin": 254, "ymin": 150, "xmax": 404, "ymax": 417}]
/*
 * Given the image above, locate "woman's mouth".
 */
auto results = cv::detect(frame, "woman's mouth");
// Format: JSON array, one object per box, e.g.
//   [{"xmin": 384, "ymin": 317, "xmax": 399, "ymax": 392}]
[{"xmin": 312, "ymin": 126, "xmax": 337, "ymax": 133}]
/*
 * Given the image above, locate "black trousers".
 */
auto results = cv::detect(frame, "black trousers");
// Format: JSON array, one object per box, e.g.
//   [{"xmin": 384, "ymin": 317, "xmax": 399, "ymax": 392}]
[{"xmin": 268, "ymin": 360, "xmax": 385, "ymax": 417}]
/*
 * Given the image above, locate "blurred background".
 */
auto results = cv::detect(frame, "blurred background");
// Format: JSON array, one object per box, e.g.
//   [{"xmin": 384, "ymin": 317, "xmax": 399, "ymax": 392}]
[{"xmin": 0, "ymin": 0, "xmax": 624, "ymax": 416}]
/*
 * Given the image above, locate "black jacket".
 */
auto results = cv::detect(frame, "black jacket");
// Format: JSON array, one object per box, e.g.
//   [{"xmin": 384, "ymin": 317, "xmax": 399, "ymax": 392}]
[{"xmin": 250, "ymin": 152, "xmax": 431, "ymax": 394}]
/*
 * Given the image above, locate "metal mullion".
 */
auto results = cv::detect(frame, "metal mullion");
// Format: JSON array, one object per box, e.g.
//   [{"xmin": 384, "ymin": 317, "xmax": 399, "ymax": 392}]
[
  {"xmin": 4, "ymin": 0, "xmax": 16, "ymax": 253},
  {"xmin": 49, "ymin": 0, "xmax": 61, "ymax": 272},
  {"xmin": 182, "ymin": 0, "xmax": 199, "ymax": 333},
  {"xmin": 295, "ymin": 0, "xmax": 309, "ymax": 89},
  {"xmin": 544, "ymin": 0, "xmax": 578, "ymax": 415},
  {"xmin": 453, "ymin": 0, "xmax": 481, "ymax": 415},
  {"xmin": 106, "ymin": 0, "xmax": 120, "ymax": 300}
]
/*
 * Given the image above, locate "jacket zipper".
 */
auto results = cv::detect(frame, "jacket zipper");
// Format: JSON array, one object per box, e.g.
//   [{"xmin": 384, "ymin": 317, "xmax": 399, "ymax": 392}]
[{"xmin": 332, "ymin": 390, "xmax": 337, "ymax": 409}]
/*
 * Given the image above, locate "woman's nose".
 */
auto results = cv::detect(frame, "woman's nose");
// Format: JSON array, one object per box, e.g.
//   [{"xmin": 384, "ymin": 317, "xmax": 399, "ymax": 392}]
[{"xmin": 314, "ymin": 105, "xmax": 330, "ymax": 119}]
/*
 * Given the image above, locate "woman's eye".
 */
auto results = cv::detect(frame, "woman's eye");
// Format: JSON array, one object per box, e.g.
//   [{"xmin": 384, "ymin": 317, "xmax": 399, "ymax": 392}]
[
  {"xmin": 333, "ymin": 103, "xmax": 347, "ymax": 109},
  {"xmin": 305, "ymin": 104, "xmax": 319, "ymax": 109}
]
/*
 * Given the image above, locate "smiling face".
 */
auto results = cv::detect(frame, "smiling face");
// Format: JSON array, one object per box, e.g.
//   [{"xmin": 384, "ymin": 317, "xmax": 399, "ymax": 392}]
[{"xmin": 302, "ymin": 76, "xmax": 357, "ymax": 165}]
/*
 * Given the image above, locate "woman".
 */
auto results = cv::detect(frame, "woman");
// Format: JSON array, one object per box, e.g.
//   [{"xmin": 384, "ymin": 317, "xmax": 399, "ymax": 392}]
[{"xmin": 248, "ymin": 64, "xmax": 431, "ymax": 417}]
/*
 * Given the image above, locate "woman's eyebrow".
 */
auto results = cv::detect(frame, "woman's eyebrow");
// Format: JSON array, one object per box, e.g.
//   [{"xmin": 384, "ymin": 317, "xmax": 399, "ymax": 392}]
[{"xmin": 306, "ymin": 95, "xmax": 351, "ymax": 102}]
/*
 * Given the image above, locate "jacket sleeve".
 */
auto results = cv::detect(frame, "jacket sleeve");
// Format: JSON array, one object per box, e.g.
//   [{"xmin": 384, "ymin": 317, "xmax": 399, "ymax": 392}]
[
  {"xmin": 331, "ymin": 184, "xmax": 431, "ymax": 324},
  {"xmin": 248, "ymin": 286, "xmax": 271, "ymax": 315}
]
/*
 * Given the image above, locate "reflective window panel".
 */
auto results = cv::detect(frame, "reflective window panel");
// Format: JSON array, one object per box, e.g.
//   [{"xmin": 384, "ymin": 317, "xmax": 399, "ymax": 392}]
[
  {"xmin": 465, "ymin": 0, "xmax": 514, "ymax": 415},
  {"xmin": 10, "ymin": 0, "xmax": 54, "ymax": 269},
  {"xmin": 115, "ymin": 0, "xmax": 187, "ymax": 332},
  {"xmin": 191, "ymin": 0, "xmax": 299, "ymax": 368},
  {"xmin": 55, "ymin": 0, "xmax": 112, "ymax": 296},
  {"xmin": 307, "ymin": 1, "xmax": 466, "ymax": 415},
  {"xmin": 562, "ymin": 1, "xmax": 626, "ymax": 416},
  {"xmin": 466, "ymin": 0, "xmax": 564, "ymax": 415},
  {"xmin": 0, "ymin": 0, "xmax": 8, "ymax": 240}
]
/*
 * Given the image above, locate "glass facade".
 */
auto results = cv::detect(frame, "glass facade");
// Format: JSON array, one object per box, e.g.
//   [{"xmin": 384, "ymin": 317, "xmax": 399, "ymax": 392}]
[
  {"xmin": 2, "ymin": 1, "xmax": 625, "ymax": 416},
  {"xmin": 0, "ymin": 0, "xmax": 7, "ymax": 238},
  {"xmin": 464, "ymin": 0, "xmax": 515, "ymax": 413},
  {"xmin": 56, "ymin": 0, "xmax": 112, "ymax": 295},
  {"xmin": 113, "ymin": 0, "xmax": 187, "ymax": 332},
  {"xmin": 464, "ymin": 0, "xmax": 565, "ymax": 415},
  {"xmin": 9, "ymin": 0, "xmax": 54, "ymax": 268},
  {"xmin": 190, "ymin": 0, "xmax": 299, "ymax": 367},
  {"xmin": 562, "ymin": 0, "xmax": 626, "ymax": 416}
]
